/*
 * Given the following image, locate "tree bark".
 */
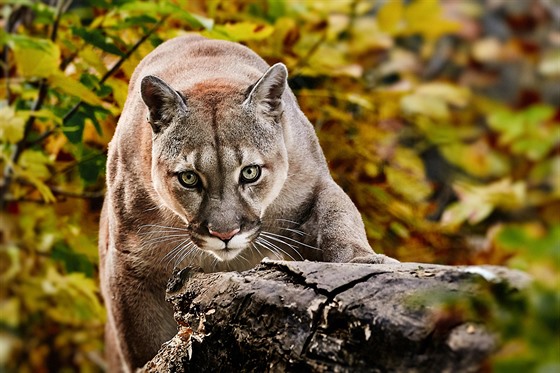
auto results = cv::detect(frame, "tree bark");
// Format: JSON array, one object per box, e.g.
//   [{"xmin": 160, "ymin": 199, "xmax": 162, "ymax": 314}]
[{"xmin": 140, "ymin": 260, "xmax": 529, "ymax": 373}]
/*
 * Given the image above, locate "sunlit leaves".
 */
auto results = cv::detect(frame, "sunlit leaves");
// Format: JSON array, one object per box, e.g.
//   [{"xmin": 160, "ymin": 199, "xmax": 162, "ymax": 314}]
[
  {"xmin": 0, "ymin": 107, "xmax": 25, "ymax": 144},
  {"xmin": 440, "ymin": 140, "xmax": 510, "ymax": 178},
  {"xmin": 25, "ymin": 267, "xmax": 104, "ymax": 324},
  {"xmin": 442, "ymin": 179, "xmax": 527, "ymax": 227},
  {"xmin": 8, "ymin": 35, "xmax": 60, "ymax": 78},
  {"xmin": 49, "ymin": 73, "xmax": 104, "ymax": 106},
  {"xmin": 2, "ymin": 0, "xmax": 558, "ymax": 371},
  {"xmin": 71, "ymin": 27, "xmax": 125, "ymax": 57},
  {"xmin": 377, "ymin": 0, "xmax": 460, "ymax": 40},
  {"xmin": 488, "ymin": 104, "xmax": 558, "ymax": 161},
  {"xmin": 118, "ymin": 1, "xmax": 214, "ymax": 30},
  {"xmin": 203, "ymin": 22, "xmax": 274, "ymax": 42},
  {"xmin": 15, "ymin": 150, "xmax": 56, "ymax": 202},
  {"xmin": 401, "ymin": 82, "xmax": 471, "ymax": 120},
  {"xmin": 386, "ymin": 148, "xmax": 432, "ymax": 203}
]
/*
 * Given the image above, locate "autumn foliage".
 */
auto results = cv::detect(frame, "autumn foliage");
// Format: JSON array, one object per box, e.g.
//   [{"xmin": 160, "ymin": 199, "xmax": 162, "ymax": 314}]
[{"xmin": 1, "ymin": 1, "xmax": 558, "ymax": 371}]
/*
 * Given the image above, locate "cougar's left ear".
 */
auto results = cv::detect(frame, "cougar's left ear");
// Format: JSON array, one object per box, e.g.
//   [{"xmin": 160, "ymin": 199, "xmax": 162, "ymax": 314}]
[
  {"xmin": 141, "ymin": 75, "xmax": 187, "ymax": 133},
  {"xmin": 244, "ymin": 63, "xmax": 288, "ymax": 122}
]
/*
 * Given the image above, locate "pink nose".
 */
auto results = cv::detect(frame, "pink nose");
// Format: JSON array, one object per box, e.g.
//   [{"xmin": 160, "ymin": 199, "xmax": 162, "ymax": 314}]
[{"xmin": 208, "ymin": 228, "xmax": 240, "ymax": 241}]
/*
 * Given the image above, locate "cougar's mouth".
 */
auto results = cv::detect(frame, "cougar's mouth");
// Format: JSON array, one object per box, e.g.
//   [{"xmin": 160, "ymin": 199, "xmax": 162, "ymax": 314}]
[{"xmin": 196, "ymin": 227, "xmax": 260, "ymax": 261}]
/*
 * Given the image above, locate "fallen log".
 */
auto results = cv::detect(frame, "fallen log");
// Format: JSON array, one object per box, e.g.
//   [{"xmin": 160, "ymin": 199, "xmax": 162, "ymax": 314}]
[{"xmin": 141, "ymin": 260, "xmax": 529, "ymax": 372}]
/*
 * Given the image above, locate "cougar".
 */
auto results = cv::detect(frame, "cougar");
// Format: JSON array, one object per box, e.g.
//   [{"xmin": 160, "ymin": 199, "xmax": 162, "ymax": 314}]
[{"xmin": 98, "ymin": 34, "xmax": 396, "ymax": 372}]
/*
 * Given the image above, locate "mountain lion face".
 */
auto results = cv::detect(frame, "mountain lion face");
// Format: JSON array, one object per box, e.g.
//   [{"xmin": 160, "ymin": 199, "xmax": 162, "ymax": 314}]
[{"xmin": 142, "ymin": 64, "xmax": 289, "ymax": 261}]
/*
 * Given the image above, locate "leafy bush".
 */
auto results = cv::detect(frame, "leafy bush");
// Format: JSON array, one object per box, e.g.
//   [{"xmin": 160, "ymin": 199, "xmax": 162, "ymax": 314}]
[{"xmin": 1, "ymin": 0, "xmax": 558, "ymax": 371}]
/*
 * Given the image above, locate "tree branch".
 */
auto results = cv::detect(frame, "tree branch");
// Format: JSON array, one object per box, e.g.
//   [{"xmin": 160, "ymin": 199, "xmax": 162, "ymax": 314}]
[
  {"xmin": 1, "ymin": 14, "xmax": 168, "ymax": 207},
  {"xmin": 30, "ymin": 15, "xmax": 169, "ymax": 147},
  {"xmin": 0, "ymin": 1, "xmax": 65, "ymax": 209}
]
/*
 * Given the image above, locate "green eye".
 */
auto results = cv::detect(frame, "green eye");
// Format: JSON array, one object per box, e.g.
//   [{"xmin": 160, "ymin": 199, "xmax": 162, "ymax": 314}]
[
  {"xmin": 240, "ymin": 165, "xmax": 261, "ymax": 183},
  {"xmin": 178, "ymin": 171, "xmax": 199, "ymax": 188}
]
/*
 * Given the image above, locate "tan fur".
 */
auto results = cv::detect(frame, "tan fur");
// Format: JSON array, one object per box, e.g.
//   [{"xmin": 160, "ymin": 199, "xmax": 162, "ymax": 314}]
[{"xmin": 99, "ymin": 35, "xmax": 396, "ymax": 372}]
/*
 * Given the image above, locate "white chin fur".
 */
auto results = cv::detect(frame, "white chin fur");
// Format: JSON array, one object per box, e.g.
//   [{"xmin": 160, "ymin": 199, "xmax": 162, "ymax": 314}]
[
  {"xmin": 201, "ymin": 231, "xmax": 254, "ymax": 261},
  {"xmin": 208, "ymin": 247, "xmax": 244, "ymax": 261}
]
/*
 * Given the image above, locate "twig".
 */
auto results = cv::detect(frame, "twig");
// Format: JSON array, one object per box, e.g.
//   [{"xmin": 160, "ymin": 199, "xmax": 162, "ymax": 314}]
[
  {"xmin": 49, "ymin": 186, "xmax": 105, "ymax": 199},
  {"xmin": 30, "ymin": 15, "xmax": 169, "ymax": 146},
  {"xmin": 5, "ymin": 178, "xmax": 105, "ymax": 202},
  {"xmin": 3, "ymin": 186, "xmax": 104, "ymax": 203},
  {"xmin": 291, "ymin": 32, "xmax": 327, "ymax": 76},
  {"xmin": 2, "ymin": 14, "xmax": 168, "ymax": 207},
  {"xmin": 0, "ymin": 1, "xmax": 65, "ymax": 209}
]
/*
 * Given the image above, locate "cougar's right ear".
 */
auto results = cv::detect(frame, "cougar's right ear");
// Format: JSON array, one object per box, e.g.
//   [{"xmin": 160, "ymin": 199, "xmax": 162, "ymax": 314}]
[
  {"xmin": 141, "ymin": 75, "xmax": 187, "ymax": 133},
  {"xmin": 244, "ymin": 63, "xmax": 287, "ymax": 122}
]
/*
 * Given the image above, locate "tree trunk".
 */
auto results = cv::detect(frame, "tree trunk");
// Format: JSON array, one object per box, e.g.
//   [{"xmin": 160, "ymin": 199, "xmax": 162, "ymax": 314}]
[{"xmin": 140, "ymin": 260, "xmax": 529, "ymax": 373}]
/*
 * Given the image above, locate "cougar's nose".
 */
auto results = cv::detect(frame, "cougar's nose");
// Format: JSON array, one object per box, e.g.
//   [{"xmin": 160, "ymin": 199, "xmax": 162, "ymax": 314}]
[{"xmin": 208, "ymin": 227, "xmax": 240, "ymax": 242}]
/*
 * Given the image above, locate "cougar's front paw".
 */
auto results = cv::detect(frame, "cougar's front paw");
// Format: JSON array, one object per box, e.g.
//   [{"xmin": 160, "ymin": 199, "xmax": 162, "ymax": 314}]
[{"xmin": 350, "ymin": 254, "xmax": 400, "ymax": 264}]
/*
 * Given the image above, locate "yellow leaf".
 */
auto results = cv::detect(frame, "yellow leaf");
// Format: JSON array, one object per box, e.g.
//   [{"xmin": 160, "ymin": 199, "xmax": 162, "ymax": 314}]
[
  {"xmin": 17, "ymin": 109, "xmax": 63, "ymax": 126},
  {"xmin": 403, "ymin": 1, "xmax": 460, "ymax": 40},
  {"xmin": 0, "ymin": 107, "xmax": 25, "ymax": 143},
  {"xmin": 377, "ymin": 0, "xmax": 404, "ymax": 35},
  {"xmin": 386, "ymin": 166, "xmax": 432, "ymax": 203},
  {"xmin": 0, "ymin": 298, "xmax": 20, "ymax": 327},
  {"xmin": 42, "ymin": 267, "xmax": 105, "ymax": 324},
  {"xmin": 48, "ymin": 72, "xmax": 103, "ymax": 106},
  {"xmin": 105, "ymin": 77, "xmax": 129, "ymax": 109},
  {"xmin": 203, "ymin": 22, "xmax": 274, "ymax": 42},
  {"xmin": 401, "ymin": 93, "xmax": 449, "ymax": 120},
  {"xmin": 440, "ymin": 140, "xmax": 510, "ymax": 178},
  {"xmin": 415, "ymin": 83, "xmax": 471, "ymax": 107},
  {"xmin": 10, "ymin": 36, "xmax": 60, "ymax": 78},
  {"xmin": 472, "ymin": 38, "xmax": 503, "ymax": 63},
  {"xmin": 442, "ymin": 179, "xmax": 527, "ymax": 227},
  {"xmin": 14, "ymin": 150, "xmax": 56, "ymax": 203},
  {"xmin": 78, "ymin": 46, "xmax": 109, "ymax": 76}
]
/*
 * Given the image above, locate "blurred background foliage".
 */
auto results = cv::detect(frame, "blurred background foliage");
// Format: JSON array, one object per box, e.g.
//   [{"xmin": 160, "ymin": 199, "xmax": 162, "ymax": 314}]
[{"xmin": 0, "ymin": 0, "xmax": 558, "ymax": 371}]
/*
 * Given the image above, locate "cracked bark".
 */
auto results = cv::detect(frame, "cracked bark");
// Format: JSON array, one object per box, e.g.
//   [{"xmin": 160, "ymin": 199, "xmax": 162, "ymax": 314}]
[{"xmin": 140, "ymin": 260, "xmax": 529, "ymax": 373}]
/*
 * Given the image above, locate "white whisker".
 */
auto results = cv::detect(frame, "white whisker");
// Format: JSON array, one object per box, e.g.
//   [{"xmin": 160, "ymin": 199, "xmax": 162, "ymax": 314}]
[
  {"xmin": 251, "ymin": 242, "xmax": 264, "ymax": 258},
  {"xmin": 261, "ymin": 231, "xmax": 320, "ymax": 252},
  {"xmin": 279, "ymin": 227, "xmax": 307, "ymax": 236},
  {"xmin": 256, "ymin": 237, "xmax": 300, "ymax": 261},
  {"xmin": 141, "ymin": 234, "xmax": 190, "ymax": 246},
  {"xmin": 138, "ymin": 224, "xmax": 190, "ymax": 233},
  {"xmin": 138, "ymin": 230, "xmax": 191, "ymax": 237},
  {"xmin": 174, "ymin": 243, "xmax": 198, "ymax": 268},
  {"xmin": 259, "ymin": 233, "xmax": 305, "ymax": 259},
  {"xmin": 274, "ymin": 218, "xmax": 302, "ymax": 226},
  {"xmin": 236, "ymin": 252, "xmax": 250, "ymax": 266},
  {"xmin": 169, "ymin": 241, "xmax": 196, "ymax": 268},
  {"xmin": 159, "ymin": 241, "xmax": 187, "ymax": 265},
  {"xmin": 254, "ymin": 240, "xmax": 283, "ymax": 260}
]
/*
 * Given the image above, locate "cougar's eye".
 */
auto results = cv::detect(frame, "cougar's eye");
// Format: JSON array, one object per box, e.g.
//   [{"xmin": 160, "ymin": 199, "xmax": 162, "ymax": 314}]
[
  {"xmin": 178, "ymin": 171, "xmax": 199, "ymax": 188},
  {"xmin": 240, "ymin": 165, "xmax": 261, "ymax": 183}
]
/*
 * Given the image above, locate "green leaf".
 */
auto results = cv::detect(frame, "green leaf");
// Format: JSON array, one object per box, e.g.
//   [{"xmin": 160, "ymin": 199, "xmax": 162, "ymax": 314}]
[
  {"xmin": 63, "ymin": 109, "xmax": 87, "ymax": 144},
  {"xmin": 488, "ymin": 109, "xmax": 526, "ymax": 144},
  {"xmin": 71, "ymin": 27, "xmax": 125, "ymax": 57},
  {"xmin": 522, "ymin": 105, "xmax": 555, "ymax": 125},
  {"xmin": 118, "ymin": 2, "xmax": 213, "ymax": 29},
  {"xmin": 52, "ymin": 242, "xmax": 94, "ymax": 278},
  {"xmin": 79, "ymin": 149, "xmax": 107, "ymax": 185}
]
